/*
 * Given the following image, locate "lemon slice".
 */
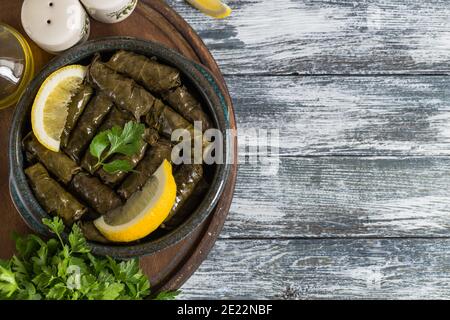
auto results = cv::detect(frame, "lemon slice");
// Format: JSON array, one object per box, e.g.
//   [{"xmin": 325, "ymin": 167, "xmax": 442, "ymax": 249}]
[
  {"xmin": 94, "ymin": 160, "xmax": 177, "ymax": 242},
  {"xmin": 31, "ymin": 65, "xmax": 87, "ymax": 152},
  {"xmin": 186, "ymin": 0, "xmax": 232, "ymax": 19}
]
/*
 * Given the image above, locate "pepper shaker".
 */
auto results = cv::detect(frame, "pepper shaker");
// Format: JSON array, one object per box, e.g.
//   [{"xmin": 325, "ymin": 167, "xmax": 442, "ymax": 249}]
[
  {"xmin": 80, "ymin": 0, "xmax": 138, "ymax": 24},
  {"xmin": 21, "ymin": 0, "xmax": 90, "ymax": 54}
]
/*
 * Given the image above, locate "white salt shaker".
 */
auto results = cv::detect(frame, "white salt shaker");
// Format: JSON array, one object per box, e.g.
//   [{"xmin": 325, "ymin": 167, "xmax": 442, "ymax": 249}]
[
  {"xmin": 21, "ymin": 0, "xmax": 90, "ymax": 54},
  {"xmin": 80, "ymin": 0, "xmax": 138, "ymax": 24}
]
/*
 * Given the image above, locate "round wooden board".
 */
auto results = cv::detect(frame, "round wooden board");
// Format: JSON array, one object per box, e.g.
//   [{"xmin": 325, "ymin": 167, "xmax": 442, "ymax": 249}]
[{"xmin": 0, "ymin": 0, "xmax": 237, "ymax": 293}]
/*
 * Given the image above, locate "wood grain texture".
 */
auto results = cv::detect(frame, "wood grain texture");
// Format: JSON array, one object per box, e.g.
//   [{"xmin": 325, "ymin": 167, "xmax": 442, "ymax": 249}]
[
  {"xmin": 227, "ymin": 75, "xmax": 450, "ymax": 156},
  {"xmin": 223, "ymin": 156, "xmax": 450, "ymax": 238},
  {"xmin": 181, "ymin": 239, "xmax": 450, "ymax": 299},
  {"xmin": 168, "ymin": 0, "xmax": 450, "ymax": 75},
  {"xmin": 220, "ymin": 75, "xmax": 450, "ymax": 237},
  {"xmin": 168, "ymin": 1, "xmax": 450, "ymax": 298},
  {"xmin": 167, "ymin": 1, "xmax": 450, "ymax": 298}
]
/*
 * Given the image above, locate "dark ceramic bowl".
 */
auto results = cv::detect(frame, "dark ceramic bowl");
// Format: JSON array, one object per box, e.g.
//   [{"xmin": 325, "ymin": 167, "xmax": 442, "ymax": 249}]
[{"xmin": 9, "ymin": 37, "xmax": 231, "ymax": 259}]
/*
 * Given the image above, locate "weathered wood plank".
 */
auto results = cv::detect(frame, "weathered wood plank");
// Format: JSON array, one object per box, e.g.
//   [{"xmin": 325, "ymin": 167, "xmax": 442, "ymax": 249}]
[
  {"xmin": 181, "ymin": 239, "xmax": 450, "ymax": 299},
  {"xmin": 228, "ymin": 75, "xmax": 450, "ymax": 156},
  {"xmin": 165, "ymin": 1, "xmax": 450, "ymax": 300},
  {"xmin": 168, "ymin": 0, "xmax": 450, "ymax": 74},
  {"xmin": 222, "ymin": 157, "xmax": 450, "ymax": 238}
]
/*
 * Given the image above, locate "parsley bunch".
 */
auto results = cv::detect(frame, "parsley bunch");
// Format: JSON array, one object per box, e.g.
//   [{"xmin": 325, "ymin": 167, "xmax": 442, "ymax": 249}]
[
  {"xmin": 90, "ymin": 121, "xmax": 145, "ymax": 174},
  {"xmin": 0, "ymin": 217, "xmax": 179, "ymax": 300}
]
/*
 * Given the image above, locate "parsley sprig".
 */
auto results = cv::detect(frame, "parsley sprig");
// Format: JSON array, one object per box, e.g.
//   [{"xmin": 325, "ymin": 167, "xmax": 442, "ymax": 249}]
[
  {"xmin": 90, "ymin": 121, "xmax": 145, "ymax": 174},
  {"xmin": 0, "ymin": 217, "xmax": 180, "ymax": 300}
]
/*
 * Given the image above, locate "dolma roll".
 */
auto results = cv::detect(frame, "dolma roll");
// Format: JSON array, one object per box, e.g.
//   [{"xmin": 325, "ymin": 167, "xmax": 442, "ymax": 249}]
[
  {"xmin": 162, "ymin": 178, "xmax": 208, "ymax": 230},
  {"xmin": 97, "ymin": 140, "xmax": 148, "ymax": 187},
  {"xmin": 79, "ymin": 221, "xmax": 110, "ymax": 244},
  {"xmin": 143, "ymin": 98, "xmax": 164, "ymax": 132},
  {"xmin": 24, "ymin": 151, "xmax": 34, "ymax": 163},
  {"xmin": 60, "ymin": 84, "xmax": 94, "ymax": 147},
  {"xmin": 80, "ymin": 151, "xmax": 98, "ymax": 175},
  {"xmin": 107, "ymin": 50, "xmax": 181, "ymax": 93},
  {"xmin": 161, "ymin": 164, "xmax": 203, "ymax": 229},
  {"xmin": 98, "ymin": 105, "xmax": 134, "ymax": 131},
  {"xmin": 145, "ymin": 100, "xmax": 203, "ymax": 145},
  {"xmin": 71, "ymin": 172, "xmax": 122, "ymax": 215},
  {"xmin": 80, "ymin": 106, "xmax": 133, "ymax": 174},
  {"xmin": 146, "ymin": 102, "xmax": 206, "ymax": 152},
  {"xmin": 117, "ymin": 139, "xmax": 172, "ymax": 199},
  {"xmin": 88, "ymin": 56, "xmax": 156, "ymax": 120},
  {"xmin": 143, "ymin": 128, "xmax": 160, "ymax": 147},
  {"xmin": 106, "ymin": 51, "xmax": 211, "ymax": 131},
  {"xmin": 162, "ymin": 86, "xmax": 212, "ymax": 132},
  {"xmin": 145, "ymin": 100, "xmax": 191, "ymax": 137},
  {"xmin": 25, "ymin": 163, "xmax": 86, "ymax": 226},
  {"xmin": 65, "ymin": 94, "xmax": 114, "ymax": 162},
  {"xmin": 24, "ymin": 134, "xmax": 80, "ymax": 185}
]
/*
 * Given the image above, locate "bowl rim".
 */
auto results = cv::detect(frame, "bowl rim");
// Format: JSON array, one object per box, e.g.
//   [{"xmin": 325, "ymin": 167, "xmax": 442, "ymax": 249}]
[{"xmin": 9, "ymin": 37, "xmax": 232, "ymax": 258}]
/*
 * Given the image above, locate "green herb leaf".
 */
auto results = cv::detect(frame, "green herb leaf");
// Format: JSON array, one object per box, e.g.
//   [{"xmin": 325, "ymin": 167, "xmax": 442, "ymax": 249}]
[
  {"xmin": 46, "ymin": 282, "xmax": 67, "ymax": 300},
  {"xmin": 114, "ymin": 140, "xmax": 142, "ymax": 157},
  {"xmin": 0, "ymin": 264, "xmax": 18, "ymax": 298},
  {"xmin": 16, "ymin": 282, "xmax": 41, "ymax": 300},
  {"xmin": 89, "ymin": 131, "xmax": 109, "ymax": 160},
  {"xmin": 11, "ymin": 256, "xmax": 29, "ymax": 280},
  {"xmin": 89, "ymin": 121, "xmax": 145, "ymax": 173},
  {"xmin": 109, "ymin": 122, "xmax": 145, "ymax": 156},
  {"xmin": 101, "ymin": 282, "xmax": 124, "ymax": 300},
  {"xmin": 107, "ymin": 127, "xmax": 122, "ymax": 152},
  {"xmin": 0, "ymin": 217, "xmax": 179, "ymax": 300},
  {"xmin": 43, "ymin": 217, "xmax": 65, "ymax": 237},
  {"xmin": 68, "ymin": 224, "xmax": 90, "ymax": 254},
  {"xmin": 32, "ymin": 272, "xmax": 53, "ymax": 292},
  {"xmin": 121, "ymin": 121, "xmax": 143, "ymax": 145},
  {"xmin": 87, "ymin": 253, "xmax": 107, "ymax": 274},
  {"xmin": 154, "ymin": 290, "xmax": 181, "ymax": 300},
  {"xmin": 102, "ymin": 159, "xmax": 134, "ymax": 174},
  {"xmin": 14, "ymin": 233, "xmax": 43, "ymax": 260}
]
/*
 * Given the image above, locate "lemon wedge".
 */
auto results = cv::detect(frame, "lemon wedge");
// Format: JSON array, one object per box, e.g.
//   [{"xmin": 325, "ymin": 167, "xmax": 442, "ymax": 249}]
[
  {"xmin": 31, "ymin": 65, "xmax": 87, "ymax": 152},
  {"xmin": 94, "ymin": 160, "xmax": 177, "ymax": 242},
  {"xmin": 186, "ymin": 0, "xmax": 232, "ymax": 19}
]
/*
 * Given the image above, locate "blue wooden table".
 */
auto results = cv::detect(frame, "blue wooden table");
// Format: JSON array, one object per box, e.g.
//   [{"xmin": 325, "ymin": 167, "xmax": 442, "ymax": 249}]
[{"xmin": 168, "ymin": 0, "xmax": 450, "ymax": 299}]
